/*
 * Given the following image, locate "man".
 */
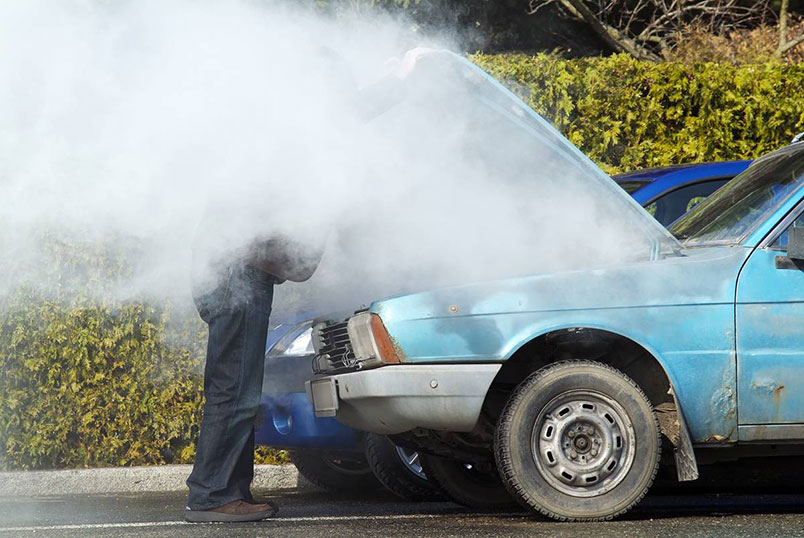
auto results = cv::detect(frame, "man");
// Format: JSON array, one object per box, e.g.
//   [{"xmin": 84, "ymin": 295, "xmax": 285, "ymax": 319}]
[{"xmin": 184, "ymin": 47, "xmax": 435, "ymax": 523}]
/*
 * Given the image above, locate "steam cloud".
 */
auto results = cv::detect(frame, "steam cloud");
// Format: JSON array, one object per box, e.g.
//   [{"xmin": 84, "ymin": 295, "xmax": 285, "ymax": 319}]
[{"xmin": 1, "ymin": 0, "xmax": 652, "ymax": 323}]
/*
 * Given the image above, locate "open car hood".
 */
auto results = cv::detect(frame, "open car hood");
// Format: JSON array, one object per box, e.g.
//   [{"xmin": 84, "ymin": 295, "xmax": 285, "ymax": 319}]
[{"xmin": 417, "ymin": 52, "xmax": 680, "ymax": 259}]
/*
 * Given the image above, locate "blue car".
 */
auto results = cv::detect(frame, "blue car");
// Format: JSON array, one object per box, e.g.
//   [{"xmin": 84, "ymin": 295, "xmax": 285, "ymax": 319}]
[
  {"xmin": 258, "ymin": 318, "xmax": 435, "ymax": 499},
  {"xmin": 614, "ymin": 161, "xmax": 751, "ymax": 226},
  {"xmin": 256, "ymin": 162, "xmax": 751, "ymax": 500},
  {"xmin": 306, "ymin": 52, "xmax": 804, "ymax": 521},
  {"xmin": 257, "ymin": 321, "xmax": 382, "ymax": 491}
]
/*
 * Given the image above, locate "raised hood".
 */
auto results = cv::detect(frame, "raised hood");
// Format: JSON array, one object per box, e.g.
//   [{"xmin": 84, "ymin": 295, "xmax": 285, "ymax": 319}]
[{"xmin": 432, "ymin": 52, "xmax": 680, "ymax": 259}]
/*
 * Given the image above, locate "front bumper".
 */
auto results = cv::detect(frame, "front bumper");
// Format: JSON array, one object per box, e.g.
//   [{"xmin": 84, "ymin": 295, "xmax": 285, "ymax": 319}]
[{"xmin": 305, "ymin": 364, "xmax": 502, "ymax": 435}]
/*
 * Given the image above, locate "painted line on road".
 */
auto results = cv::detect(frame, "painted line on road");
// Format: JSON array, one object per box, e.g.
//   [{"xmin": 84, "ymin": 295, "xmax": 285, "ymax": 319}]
[
  {"xmin": 0, "ymin": 512, "xmax": 524, "ymax": 532},
  {"xmin": 0, "ymin": 521, "xmax": 191, "ymax": 532}
]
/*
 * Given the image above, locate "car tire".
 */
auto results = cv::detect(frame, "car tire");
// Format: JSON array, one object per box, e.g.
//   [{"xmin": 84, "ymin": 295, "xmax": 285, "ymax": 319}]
[
  {"xmin": 494, "ymin": 360, "xmax": 661, "ymax": 522},
  {"xmin": 289, "ymin": 449, "xmax": 381, "ymax": 492},
  {"xmin": 418, "ymin": 453, "xmax": 517, "ymax": 509},
  {"xmin": 365, "ymin": 433, "xmax": 442, "ymax": 502}
]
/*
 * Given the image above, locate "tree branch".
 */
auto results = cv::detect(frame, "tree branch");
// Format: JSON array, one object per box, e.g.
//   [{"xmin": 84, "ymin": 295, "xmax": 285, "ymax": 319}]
[
  {"xmin": 772, "ymin": 0, "xmax": 803, "ymax": 59},
  {"xmin": 778, "ymin": 32, "xmax": 804, "ymax": 56},
  {"xmin": 559, "ymin": 0, "xmax": 663, "ymax": 60},
  {"xmin": 779, "ymin": 0, "xmax": 789, "ymax": 50},
  {"xmin": 528, "ymin": 0, "xmax": 769, "ymax": 61}
]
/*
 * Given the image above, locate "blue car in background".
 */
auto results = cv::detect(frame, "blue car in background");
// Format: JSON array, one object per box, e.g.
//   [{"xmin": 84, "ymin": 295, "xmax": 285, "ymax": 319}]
[
  {"xmin": 255, "ymin": 158, "xmax": 751, "ymax": 500},
  {"xmin": 615, "ymin": 160, "xmax": 751, "ymax": 226}
]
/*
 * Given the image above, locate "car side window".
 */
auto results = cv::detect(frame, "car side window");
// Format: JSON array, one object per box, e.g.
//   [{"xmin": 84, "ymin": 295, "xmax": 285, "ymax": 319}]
[
  {"xmin": 644, "ymin": 179, "xmax": 730, "ymax": 227},
  {"xmin": 770, "ymin": 212, "xmax": 804, "ymax": 250}
]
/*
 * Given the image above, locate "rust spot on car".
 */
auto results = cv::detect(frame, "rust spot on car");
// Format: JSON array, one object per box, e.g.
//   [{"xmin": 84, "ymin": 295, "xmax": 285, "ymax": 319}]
[
  {"xmin": 712, "ymin": 366, "xmax": 737, "ymax": 423},
  {"xmin": 750, "ymin": 379, "xmax": 785, "ymax": 422},
  {"xmin": 704, "ymin": 426, "xmax": 736, "ymax": 444},
  {"xmin": 389, "ymin": 335, "xmax": 407, "ymax": 362},
  {"xmin": 751, "ymin": 379, "xmax": 784, "ymax": 394},
  {"xmin": 774, "ymin": 385, "xmax": 785, "ymax": 421}
]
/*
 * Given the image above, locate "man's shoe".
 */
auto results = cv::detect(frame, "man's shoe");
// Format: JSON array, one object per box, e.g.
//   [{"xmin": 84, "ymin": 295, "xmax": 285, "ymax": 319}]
[{"xmin": 184, "ymin": 500, "xmax": 278, "ymax": 522}]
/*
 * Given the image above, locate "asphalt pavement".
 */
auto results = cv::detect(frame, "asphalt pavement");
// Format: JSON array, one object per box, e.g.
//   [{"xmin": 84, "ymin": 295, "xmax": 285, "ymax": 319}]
[
  {"xmin": 2, "ymin": 487, "xmax": 804, "ymax": 537},
  {"xmin": 4, "ymin": 457, "xmax": 804, "ymax": 537}
]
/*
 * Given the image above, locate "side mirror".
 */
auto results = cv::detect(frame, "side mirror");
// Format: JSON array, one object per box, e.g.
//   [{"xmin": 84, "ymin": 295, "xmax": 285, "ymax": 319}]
[{"xmin": 789, "ymin": 227, "xmax": 804, "ymax": 260}]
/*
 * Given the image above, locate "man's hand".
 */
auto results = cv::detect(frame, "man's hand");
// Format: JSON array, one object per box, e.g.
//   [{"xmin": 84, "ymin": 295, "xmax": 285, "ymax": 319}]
[
  {"xmin": 394, "ymin": 47, "xmax": 439, "ymax": 80},
  {"xmin": 244, "ymin": 236, "xmax": 324, "ymax": 283}
]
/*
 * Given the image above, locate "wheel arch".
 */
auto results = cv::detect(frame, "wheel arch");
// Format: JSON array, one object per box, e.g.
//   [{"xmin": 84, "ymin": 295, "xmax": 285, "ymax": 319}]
[{"xmin": 485, "ymin": 325, "xmax": 699, "ymax": 482}]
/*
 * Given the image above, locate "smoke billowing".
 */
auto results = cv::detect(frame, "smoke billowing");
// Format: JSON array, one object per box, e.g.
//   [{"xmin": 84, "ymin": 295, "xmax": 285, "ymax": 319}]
[{"xmin": 0, "ymin": 0, "xmax": 660, "ymax": 323}]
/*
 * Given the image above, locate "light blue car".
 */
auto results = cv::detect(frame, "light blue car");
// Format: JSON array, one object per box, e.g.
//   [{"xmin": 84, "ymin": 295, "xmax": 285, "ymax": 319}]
[
  {"xmin": 256, "ymin": 160, "xmax": 752, "ymax": 500},
  {"xmin": 307, "ymin": 54, "xmax": 804, "ymax": 521}
]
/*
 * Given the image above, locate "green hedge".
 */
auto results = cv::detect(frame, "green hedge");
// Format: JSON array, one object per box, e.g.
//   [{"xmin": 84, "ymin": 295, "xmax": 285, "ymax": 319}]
[
  {"xmin": 3, "ymin": 54, "xmax": 804, "ymax": 470},
  {"xmin": 471, "ymin": 53, "xmax": 804, "ymax": 173},
  {"xmin": 0, "ymin": 239, "xmax": 286, "ymax": 470},
  {"xmin": 0, "ymin": 293, "xmax": 202, "ymax": 469}
]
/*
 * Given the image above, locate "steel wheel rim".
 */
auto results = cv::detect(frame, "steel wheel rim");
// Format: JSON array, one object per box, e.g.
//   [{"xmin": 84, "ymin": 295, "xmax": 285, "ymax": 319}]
[
  {"xmin": 395, "ymin": 447, "xmax": 427, "ymax": 480},
  {"xmin": 531, "ymin": 389, "xmax": 636, "ymax": 498}
]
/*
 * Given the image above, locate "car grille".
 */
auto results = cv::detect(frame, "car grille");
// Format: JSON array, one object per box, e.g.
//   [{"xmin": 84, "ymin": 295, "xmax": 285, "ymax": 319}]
[{"xmin": 313, "ymin": 321, "xmax": 357, "ymax": 373}]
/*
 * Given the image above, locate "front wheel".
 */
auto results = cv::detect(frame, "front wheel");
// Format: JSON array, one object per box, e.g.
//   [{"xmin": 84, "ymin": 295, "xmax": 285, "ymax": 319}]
[{"xmin": 494, "ymin": 360, "xmax": 660, "ymax": 521}]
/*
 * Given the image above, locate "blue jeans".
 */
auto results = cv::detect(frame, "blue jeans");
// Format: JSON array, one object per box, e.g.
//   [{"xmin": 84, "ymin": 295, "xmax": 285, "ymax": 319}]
[{"xmin": 187, "ymin": 264, "xmax": 275, "ymax": 510}]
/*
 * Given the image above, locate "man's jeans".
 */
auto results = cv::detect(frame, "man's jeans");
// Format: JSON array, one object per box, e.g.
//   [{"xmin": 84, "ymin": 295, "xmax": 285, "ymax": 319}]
[{"xmin": 187, "ymin": 264, "xmax": 275, "ymax": 510}]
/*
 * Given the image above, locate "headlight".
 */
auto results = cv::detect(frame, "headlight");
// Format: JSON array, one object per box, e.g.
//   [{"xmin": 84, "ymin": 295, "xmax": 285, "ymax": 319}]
[
  {"xmin": 266, "ymin": 321, "xmax": 314, "ymax": 358},
  {"xmin": 347, "ymin": 312, "xmax": 400, "ymax": 367}
]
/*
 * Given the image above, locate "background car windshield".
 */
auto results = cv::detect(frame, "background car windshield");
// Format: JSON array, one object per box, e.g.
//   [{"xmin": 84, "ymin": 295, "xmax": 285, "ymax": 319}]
[{"xmin": 670, "ymin": 147, "xmax": 804, "ymax": 245}]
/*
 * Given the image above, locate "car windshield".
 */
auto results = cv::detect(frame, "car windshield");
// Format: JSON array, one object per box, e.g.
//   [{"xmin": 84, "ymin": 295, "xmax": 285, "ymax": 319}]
[{"xmin": 670, "ymin": 146, "xmax": 804, "ymax": 245}]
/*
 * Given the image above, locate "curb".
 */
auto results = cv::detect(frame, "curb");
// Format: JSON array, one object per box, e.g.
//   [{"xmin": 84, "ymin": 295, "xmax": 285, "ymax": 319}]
[{"xmin": 0, "ymin": 464, "xmax": 312, "ymax": 497}]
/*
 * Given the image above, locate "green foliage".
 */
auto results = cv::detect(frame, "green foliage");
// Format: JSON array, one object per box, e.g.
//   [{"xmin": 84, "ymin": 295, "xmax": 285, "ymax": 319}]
[
  {"xmin": 0, "ymin": 235, "xmax": 291, "ymax": 470},
  {"xmin": 472, "ymin": 53, "xmax": 804, "ymax": 174},
  {"xmin": 0, "ymin": 292, "xmax": 204, "ymax": 470},
  {"xmin": 256, "ymin": 446, "xmax": 291, "ymax": 465},
  {"xmin": 0, "ymin": 235, "xmax": 206, "ymax": 470}
]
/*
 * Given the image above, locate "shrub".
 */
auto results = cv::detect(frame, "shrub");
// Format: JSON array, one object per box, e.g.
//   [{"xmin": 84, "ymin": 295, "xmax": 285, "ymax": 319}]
[
  {"xmin": 471, "ymin": 53, "xmax": 804, "ymax": 174},
  {"xmin": 668, "ymin": 22, "xmax": 804, "ymax": 65},
  {"xmin": 0, "ymin": 237, "xmax": 286, "ymax": 470},
  {"xmin": 0, "ymin": 291, "xmax": 202, "ymax": 469}
]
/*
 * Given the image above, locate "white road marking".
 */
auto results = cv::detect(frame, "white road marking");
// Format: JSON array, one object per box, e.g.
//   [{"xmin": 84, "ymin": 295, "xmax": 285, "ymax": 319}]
[
  {"xmin": 0, "ymin": 521, "xmax": 191, "ymax": 532},
  {"xmin": 0, "ymin": 513, "xmax": 521, "ymax": 532}
]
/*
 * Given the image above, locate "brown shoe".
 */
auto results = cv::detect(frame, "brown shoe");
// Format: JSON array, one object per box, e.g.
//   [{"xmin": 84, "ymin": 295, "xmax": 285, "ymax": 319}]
[{"xmin": 185, "ymin": 499, "xmax": 278, "ymax": 522}]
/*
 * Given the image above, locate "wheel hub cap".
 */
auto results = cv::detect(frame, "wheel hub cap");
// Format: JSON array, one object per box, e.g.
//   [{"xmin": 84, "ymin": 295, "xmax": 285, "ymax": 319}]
[
  {"xmin": 531, "ymin": 390, "xmax": 636, "ymax": 498},
  {"xmin": 395, "ymin": 447, "xmax": 427, "ymax": 480}
]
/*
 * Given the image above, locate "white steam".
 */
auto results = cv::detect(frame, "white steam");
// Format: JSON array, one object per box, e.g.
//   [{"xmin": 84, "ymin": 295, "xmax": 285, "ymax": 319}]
[{"xmin": 0, "ymin": 0, "xmax": 655, "ymax": 322}]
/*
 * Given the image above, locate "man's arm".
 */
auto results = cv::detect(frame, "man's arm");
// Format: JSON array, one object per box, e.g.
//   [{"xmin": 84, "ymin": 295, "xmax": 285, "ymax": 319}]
[
  {"xmin": 354, "ymin": 47, "xmax": 438, "ymax": 122},
  {"xmin": 244, "ymin": 236, "xmax": 325, "ymax": 283}
]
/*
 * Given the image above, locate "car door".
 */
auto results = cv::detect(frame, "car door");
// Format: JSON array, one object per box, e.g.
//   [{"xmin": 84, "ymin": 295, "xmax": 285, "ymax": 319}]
[{"xmin": 735, "ymin": 205, "xmax": 804, "ymax": 434}]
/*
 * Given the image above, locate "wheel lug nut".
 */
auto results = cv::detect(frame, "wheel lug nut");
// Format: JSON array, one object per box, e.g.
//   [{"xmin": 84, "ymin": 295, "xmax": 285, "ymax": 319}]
[
  {"xmin": 570, "ymin": 451, "xmax": 577, "ymax": 459},
  {"xmin": 567, "ymin": 431, "xmax": 575, "ymax": 438},
  {"xmin": 591, "ymin": 449, "xmax": 598, "ymax": 457},
  {"xmin": 586, "ymin": 427, "xmax": 595, "ymax": 435}
]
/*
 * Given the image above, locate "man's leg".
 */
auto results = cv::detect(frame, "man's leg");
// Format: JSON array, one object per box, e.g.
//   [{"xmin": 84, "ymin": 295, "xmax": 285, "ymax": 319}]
[{"xmin": 186, "ymin": 265, "xmax": 275, "ymax": 520}]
